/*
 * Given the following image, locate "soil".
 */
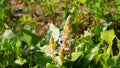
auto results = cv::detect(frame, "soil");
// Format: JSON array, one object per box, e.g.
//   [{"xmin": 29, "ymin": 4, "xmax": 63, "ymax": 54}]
[{"xmin": 8, "ymin": 0, "xmax": 63, "ymax": 36}]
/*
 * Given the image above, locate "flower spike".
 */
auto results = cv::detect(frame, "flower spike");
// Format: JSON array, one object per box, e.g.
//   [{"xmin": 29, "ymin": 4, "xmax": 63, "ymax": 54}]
[{"xmin": 64, "ymin": 15, "xmax": 72, "ymax": 36}]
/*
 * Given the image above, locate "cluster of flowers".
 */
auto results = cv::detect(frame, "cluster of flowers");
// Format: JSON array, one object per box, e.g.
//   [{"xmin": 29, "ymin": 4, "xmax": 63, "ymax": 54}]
[{"xmin": 49, "ymin": 15, "xmax": 75, "ymax": 63}]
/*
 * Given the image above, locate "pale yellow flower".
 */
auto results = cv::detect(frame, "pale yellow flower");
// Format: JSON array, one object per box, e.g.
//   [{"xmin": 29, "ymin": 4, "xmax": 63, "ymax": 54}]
[
  {"xmin": 49, "ymin": 36, "xmax": 55, "ymax": 51},
  {"xmin": 64, "ymin": 15, "xmax": 72, "ymax": 36}
]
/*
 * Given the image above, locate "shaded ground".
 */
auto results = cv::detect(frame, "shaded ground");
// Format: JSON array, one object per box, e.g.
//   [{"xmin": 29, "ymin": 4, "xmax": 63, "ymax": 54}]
[
  {"xmin": 9, "ymin": 0, "xmax": 63, "ymax": 36},
  {"xmin": 7, "ymin": 0, "xmax": 117, "ymax": 37}
]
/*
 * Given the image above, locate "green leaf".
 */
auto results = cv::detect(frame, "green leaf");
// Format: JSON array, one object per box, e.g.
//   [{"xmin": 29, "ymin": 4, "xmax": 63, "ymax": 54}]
[
  {"xmin": 101, "ymin": 29, "xmax": 116, "ymax": 62},
  {"xmin": 88, "ymin": 46, "xmax": 99, "ymax": 61},
  {"xmin": 35, "ymin": 54, "xmax": 51, "ymax": 68},
  {"xmin": 40, "ymin": 45, "xmax": 51, "ymax": 55},
  {"xmin": 76, "ymin": 43, "xmax": 85, "ymax": 52},
  {"xmin": 2, "ymin": 29, "xmax": 14, "ymax": 40},
  {"xmin": 54, "ymin": 56, "xmax": 62, "ymax": 66},
  {"xmin": 0, "ymin": 58, "xmax": 9, "ymax": 67},
  {"xmin": 62, "ymin": 10, "xmax": 70, "ymax": 27},
  {"xmin": 50, "ymin": 23, "xmax": 59, "ymax": 41},
  {"xmin": 45, "ymin": 31, "xmax": 52, "ymax": 44},
  {"xmin": 0, "ymin": 40, "xmax": 10, "ymax": 50},
  {"xmin": 0, "ymin": 21, "xmax": 4, "ymax": 32},
  {"xmin": 101, "ymin": 29, "xmax": 116, "ymax": 45},
  {"xmin": 46, "ymin": 63, "xmax": 56, "ymax": 68},
  {"xmin": 71, "ymin": 52, "xmax": 82, "ymax": 61},
  {"xmin": 92, "ymin": 24, "xmax": 102, "ymax": 41},
  {"xmin": 22, "ymin": 29, "xmax": 42, "ymax": 45},
  {"xmin": 80, "ymin": 0, "xmax": 87, "ymax": 4},
  {"xmin": 15, "ymin": 41, "xmax": 22, "ymax": 56},
  {"xmin": 15, "ymin": 56, "xmax": 26, "ymax": 65},
  {"xmin": 106, "ymin": 57, "xmax": 116, "ymax": 68},
  {"xmin": 33, "ymin": 65, "xmax": 38, "ymax": 68},
  {"xmin": 46, "ymin": 24, "xmax": 60, "ymax": 41},
  {"xmin": 117, "ymin": 39, "xmax": 120, "ymax": 49},
  {"xmin": 76, "ymin": 36, "xmax": 94, "ymax": 53}
]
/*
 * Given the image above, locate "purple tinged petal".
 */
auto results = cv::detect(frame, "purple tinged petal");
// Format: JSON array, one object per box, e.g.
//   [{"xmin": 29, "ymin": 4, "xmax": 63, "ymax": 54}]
[
  {"xmin": 66, "ymin": 40, "xmax": 74, "ymax": 46},
  {"xmin": 58, "ymin": 36, "xmax": 64, "ymax": 42}
]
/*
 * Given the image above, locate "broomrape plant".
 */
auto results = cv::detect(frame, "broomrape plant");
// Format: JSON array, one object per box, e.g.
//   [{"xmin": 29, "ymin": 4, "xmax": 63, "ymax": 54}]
[
  {"xmin": 49, "ymin": 15, "xmax": 75, "ymax": 65},
  {"xmin": 1, "ymin": 0, "xmax": 120, "ymax": 68}
]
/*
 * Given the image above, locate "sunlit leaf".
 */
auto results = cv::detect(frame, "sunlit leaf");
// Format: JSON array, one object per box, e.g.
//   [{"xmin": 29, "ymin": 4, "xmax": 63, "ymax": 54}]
[
  {"xmin": 47, "ymin": 23, "xmax": 59, "ymax": 41},
  {"xmin": 76, "ymin": 43, "xmax": 85, "ymax": 52},
  {"xmin": 2, "ymin": 29, "xmax": 14, "ymax": 40},
  {"xmin": 15, "ymin": 56, "xmax": 26, "ymax": 65},
  {"xmin": 54, "ymin": 56, "xmax": 62, "ymax": 66},
  {"xmin": 46, "ymin": 63, "xmax": 56, "ymax": 68},
  {"xmin": 33, "ymin": 65, "xmax": 38, "ymax": 68},
  {"xmin": 101, "ymin": 29, "xmax": 116, "ymax": 62},
  {"xmin": 117, "ymin": 39, "xmax": 120, "ymax": 49},
  {"xmin": 40, "ymin": 45, "xmax": 51, "ymax": 56},
  {"xmin": 88, "ymin": 46, "xmax": 99, "ymax": 61},
  {"xmin": 71, "ymin": 52, "xmax": 82, "ymax": 61},
  {"xmin": 16, "ymin": 41, "xmax": 22, "ymax": 56},
  {"xmin": 80, "ymin": 0, "xmax": 87, "ymax": 4},
  {"xmin": 101, "ymin": 29, "xmax": 116, "ymax": 45}
]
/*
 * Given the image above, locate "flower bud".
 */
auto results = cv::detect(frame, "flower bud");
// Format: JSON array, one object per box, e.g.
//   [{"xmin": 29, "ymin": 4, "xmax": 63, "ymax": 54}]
[
  {"xmin": 64, "ymin": 15, "xmax": 72, "ymax": 35},
  {"xmin": 49, "ymin": 36, "xmax": 55, "ymax": 51},
  {"xmin": 58, "ymin": 48, "xmax": 64, "ymax": 62}
]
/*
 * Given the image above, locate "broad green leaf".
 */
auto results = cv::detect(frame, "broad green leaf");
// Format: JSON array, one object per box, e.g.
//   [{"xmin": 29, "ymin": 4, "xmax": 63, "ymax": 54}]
[
  {"xmin": 101, "ymin": 29, "xmax": 116, "ymax": 45},
  {"xmin": 80, "ymin": 0, "xmax": 87, "ymax": 4},
  {"xmin": 15, "ymin": 56, "xmax": 26, "ymax": 65},
  {"xmin": 2, "ymin": 29, "xmax": 14, "ymax": 40},
  {"xmin": 22, "ymin": 29, "xmax": 42, "ymax": 45},
  {"xmin": 101, "ymin": 29, "xmax": 116, "ymax": 62},
  {"xmin": 35, "ymin": 54, "xmax": 51, "ymax": 68},
  {"xmin": 47, "ymin": 23, "xmax": 59, "ymax": 41},
  {"xmin": 54, "ymin": 56, "xmax": 62, "ymax": 66},
  {"xmin": 40, "ymin": 45, "xmax": 51, "ymax": 56},
  {"xmin": 45, "ymin": 31, "xmax": 52, "ymax": 44},
  {"xmin": 45, "ymin": 23, "xmax": 59, "ymax": 44},
  {"xmin": 71, "ymin": 52, "xmax": 82, "ymax": 61},
  {"xmin": 46, "ymin": 63, "xmax": 56, "ymax": 68}
]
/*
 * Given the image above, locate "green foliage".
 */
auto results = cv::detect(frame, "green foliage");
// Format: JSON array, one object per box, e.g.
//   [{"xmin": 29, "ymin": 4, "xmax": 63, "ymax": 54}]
[
  {"xmin": 22, "ymin": 29, "xmax": 42, "ymax": 45},
  {"xmin": 45, "ymin": 23, "xmax": 59, "ymax": 44},
  {"xmin": 71, "ymin": 52, "xmax": 82, "ymax": 61},
  {"xmin": 0, "ymin": 0, "xmax": 120, "ymax": 68},
  {"xmin": 101, "ymin": 29, "xmax": 116, "ymax": 46}
]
